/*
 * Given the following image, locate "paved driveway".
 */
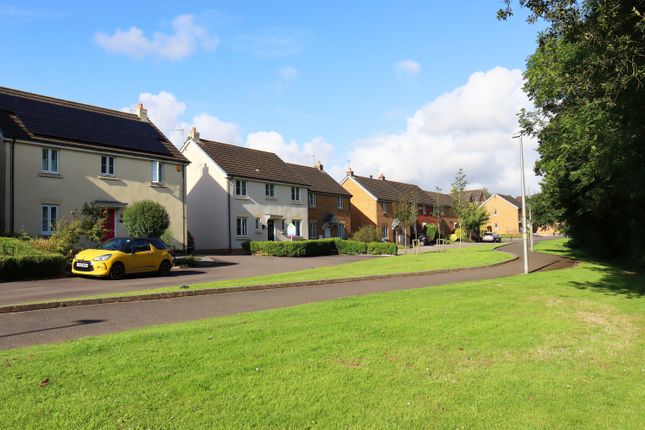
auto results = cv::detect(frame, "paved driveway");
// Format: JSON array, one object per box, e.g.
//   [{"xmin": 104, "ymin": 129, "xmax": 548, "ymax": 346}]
[
  {"xmin": 0, "ymin": 254, "xmax": 370, "ymax": 306},
  {"xmin": 0, "ymin": 241, "xmax": 573, "ymax": 350}
]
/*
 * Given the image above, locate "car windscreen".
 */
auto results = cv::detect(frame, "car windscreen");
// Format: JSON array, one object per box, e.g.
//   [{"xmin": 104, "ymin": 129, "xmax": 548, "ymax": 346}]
[{"xmin": 98, "ymin": 238, "xmax": 132, "ymax": 252}]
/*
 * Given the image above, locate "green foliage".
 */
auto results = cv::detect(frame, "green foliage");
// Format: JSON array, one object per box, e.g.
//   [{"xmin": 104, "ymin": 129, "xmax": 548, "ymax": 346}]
[
  {"xmin": 334, "ymin": 239, "xmax": 367, "ymax": 255},
  {"xmin": 504, "ymin": 1, "xmax": 645, "ymax": 267},
  {"xmin": 0, "ymin": 239, "xmax": 67, "ymax": 279},
  {"xmin": 160, "ymin": 229, "xmax": 174, "ymax": 246},
  {"xmin": 460, "ymin": 203, "xmax": 490, "ymax": 240},
  {"xmin": 450, "ymin": 168, "xmax": 468, "ymax": 217},
  {"xmin": 352, "ymin": 225, "xmax": 382, "ymax": 243},
  {"xmin": 528, "ymin": 192, "xmax": 562, "ymax": 229},
  {"xmin": 79, "ymin": 203, "xmax": 108, "ymax": 243},
  {"xmin": 393, "ymin": 191, "xmax": 419, "ymax": 247},
  {"xmin": 424, "ymin": 223, "xmax": 437, "ymax": 241},
  {"xmin": 367, "ymin": 242, "xmax": 397, "ymax": 255},
  {"xmin": 122, "ymin": 200, "xmax": 170, "ymax": 238},
  {"xmin": 250, "ymin": 239, "xmax": 338, "ymax": 257}
]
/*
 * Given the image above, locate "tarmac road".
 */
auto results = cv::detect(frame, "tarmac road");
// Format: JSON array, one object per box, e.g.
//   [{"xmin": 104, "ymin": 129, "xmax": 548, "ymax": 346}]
[{"xmin": 0, "ymin": 240, "xmax": 572, "ymax": 350}]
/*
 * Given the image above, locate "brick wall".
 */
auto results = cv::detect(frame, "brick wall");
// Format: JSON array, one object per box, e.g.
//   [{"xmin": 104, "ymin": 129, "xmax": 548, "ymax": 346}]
[{"xmin": 307, "ymin": 193, "xmax": 351, "ymax": 238}]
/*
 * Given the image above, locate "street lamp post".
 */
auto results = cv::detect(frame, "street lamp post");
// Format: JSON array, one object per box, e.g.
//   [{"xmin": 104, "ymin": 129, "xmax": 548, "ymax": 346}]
[{"xmin": 513, "ymin": 133, "xmax": 530, "ymax": 275}]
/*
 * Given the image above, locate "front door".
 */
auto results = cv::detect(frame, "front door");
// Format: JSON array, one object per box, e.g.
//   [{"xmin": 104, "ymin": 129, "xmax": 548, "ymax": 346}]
[
  {"xmin": 324, "ymin": 227, "xmax": 331, "ymax": 238},
  {"xmin": 103, "ymin": 208, "xmax": 116, "ymax": 241},
  {"xmin": 267, "ymin": 219, "xmax": 275, "ymax": 241}
]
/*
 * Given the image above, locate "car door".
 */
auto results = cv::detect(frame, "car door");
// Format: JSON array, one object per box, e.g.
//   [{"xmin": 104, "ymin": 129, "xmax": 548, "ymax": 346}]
[{"xmin": 130, "ymin": 239, "xmax": 154, "ymax": 272}]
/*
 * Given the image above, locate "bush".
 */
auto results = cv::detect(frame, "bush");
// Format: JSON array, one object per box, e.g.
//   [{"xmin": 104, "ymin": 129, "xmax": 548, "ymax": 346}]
[
  {"xmin": 122, "ymin": 200, "xmax": 170, "ymax": 238},
  {"xmin": 0, "ymin": 254, "xmax": 67, "ymax": 280},
  {"xmin": 352, "ymin": 225, "xmax": 381, "ymax": 243},
  {"xmin": 367, "ymin": 242, "xmax": 397, "ymax": 255},
  {"xmin": 334, "ymin": 239, "xmax": 367, "ymax": 255},
  {"xmin": 453, "ymin": 228, "xmax": 464, "ymax": 241},
  {"xmin": 424, "ymin": 224, "xmax": 437, "ymax": 241},
  {"xmin": 250, "ymin": 239, "xmax": 337, "ymax": 257}
]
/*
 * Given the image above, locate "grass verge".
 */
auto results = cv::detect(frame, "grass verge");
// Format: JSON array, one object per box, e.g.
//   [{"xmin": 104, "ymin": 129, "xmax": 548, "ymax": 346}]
[{"xmin": 0, "ymin": 240, "xmax": 643, "ymax": 428}]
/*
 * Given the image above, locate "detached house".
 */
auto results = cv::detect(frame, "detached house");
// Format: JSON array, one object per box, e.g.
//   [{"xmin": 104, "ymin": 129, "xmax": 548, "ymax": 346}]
[
  {"xmin": 0, "ymin": 87, "xmax": 189, "ymax": 249},
  {"xmin": 341, "ymin": 171, "xmax": 434, "ymax": 243},
  {"xmin": 286, "ymin": 161, "xmax": 351, "ymax": 239},
  {"xmin": 181, "ymin": 129, "xmax": 310, "ymax": 251},
  {"xmin": 481, "ymin": 194, "xmax": 522, "ymax": 235}
]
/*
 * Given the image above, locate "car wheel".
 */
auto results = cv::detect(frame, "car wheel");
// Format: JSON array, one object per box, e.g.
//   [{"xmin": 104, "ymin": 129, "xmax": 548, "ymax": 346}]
[
  {"xmin": 159, "ymin": 260, "xmax": 172, "ymax": 276},
  {"xmin": 109, "ymin": 263, "xmax": 125, "ymax": 280}
]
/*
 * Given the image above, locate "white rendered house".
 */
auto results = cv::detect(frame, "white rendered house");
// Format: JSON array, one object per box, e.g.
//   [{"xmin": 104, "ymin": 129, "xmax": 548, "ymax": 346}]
[{"xmin": 181, "ymin": 128, "xmax": 310, "ymax": 251}]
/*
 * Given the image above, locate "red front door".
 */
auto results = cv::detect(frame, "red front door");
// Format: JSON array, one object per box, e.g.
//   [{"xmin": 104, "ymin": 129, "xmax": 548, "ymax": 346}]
[{"xmin": 103, "ymin": 208, "xmax": 116, "ymax": 240}]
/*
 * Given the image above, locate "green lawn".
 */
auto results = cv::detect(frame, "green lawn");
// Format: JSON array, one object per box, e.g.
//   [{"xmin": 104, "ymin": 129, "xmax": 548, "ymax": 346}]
[
  {"xmin": 55, "ymin": 243, "xmax": 513, "ymax": 301},
  {"xmin": 1, "ymin": 240, "xmax": 643, "ymax": 428}
]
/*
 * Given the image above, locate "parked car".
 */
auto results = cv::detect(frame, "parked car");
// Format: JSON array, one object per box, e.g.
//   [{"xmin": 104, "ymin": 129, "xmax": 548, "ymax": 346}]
[
  {"xmin": 481, "ymin": 232, "xmax": 501, "ymax": 243},
  {"xmin": 72, "ymin": 237, "xmax": 173, "ymax": 280}
]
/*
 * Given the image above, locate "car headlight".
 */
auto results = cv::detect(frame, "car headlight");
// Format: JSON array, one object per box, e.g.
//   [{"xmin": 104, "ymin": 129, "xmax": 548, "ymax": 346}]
[{"xmin": 92, "ymin": 254, "xmax": 112, "ymax": 261}]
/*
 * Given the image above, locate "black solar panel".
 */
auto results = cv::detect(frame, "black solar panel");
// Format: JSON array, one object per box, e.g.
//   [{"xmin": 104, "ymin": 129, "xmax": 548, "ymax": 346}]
[{"xmin": 0, "ymin": 92, "xmax": 172, "ymax": 156}]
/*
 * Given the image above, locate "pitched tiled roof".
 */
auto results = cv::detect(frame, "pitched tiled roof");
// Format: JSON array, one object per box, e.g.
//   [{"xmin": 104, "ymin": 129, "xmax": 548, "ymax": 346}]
[
  {"xmin": 463, "ymin": 188, "xmax": 490, "ymax": 202},
  {"xmin": 349, "ymin": 175, "xmax": 434, "ymax": 205},
  {"xmin": 498, "ymin": 194, "xmax": 522, "ymax": 208},
  {"xmin": 423, "ymin": 190, "xmax": 453, "ymax": 207},
  {"xmin": 197, "ymin": 139, "xmax": 309, "ymax": 186},
  {"xmin": 0, "ymin": 86, "xmax": 187, "ymax": 163},
  {"xmin": 286, "ymin": 163, "xmax": 351, "ymax": 196}
]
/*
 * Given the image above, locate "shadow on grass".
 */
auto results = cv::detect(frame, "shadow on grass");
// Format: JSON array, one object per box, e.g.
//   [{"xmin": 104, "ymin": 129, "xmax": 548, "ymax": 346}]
[{"xmin": 570, "ymin": 264, "xmax": 644, "ymax": 298}]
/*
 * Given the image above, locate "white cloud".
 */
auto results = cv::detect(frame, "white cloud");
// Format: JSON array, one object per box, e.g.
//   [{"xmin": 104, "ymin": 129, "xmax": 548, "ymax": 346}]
[
  {"xmin": 233, "ymin": 29, "xmax": 307, "ymax": 58},
  {"xmin": 95, "ymin": 14, "xmax": 218, "ymax": 61},
  {"xmin": 188, "ymin": 114, "xmax": 242, "ymax": 145},
  {"xmin": 246, "ymin": 132, "xmax": 333, "ymax": 166},
  {"xmin": 280, "ymin": 66, "xmax": 299, "ymax": 80},
  {"xmin": 395, "ymin": 59, "xmax": 421, "ymax": 77},
  {"xmin": 346, "ymin": 66, "xmax": 540, "ymax": 195}
]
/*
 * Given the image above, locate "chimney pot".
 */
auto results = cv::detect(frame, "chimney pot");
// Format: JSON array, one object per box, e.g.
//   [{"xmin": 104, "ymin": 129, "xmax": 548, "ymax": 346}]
[
  {"xmin": 189, "ymin": 126, "xmax": 200, "ymax": 142},
  {"xmin": 378, "ymin": 173, "xmax": 385, "ymax": 180},
  {"xmin": 346, "ymin": 167, "xmax": 354, "ymax": 177},
  {"xmin": 135, "ymin": 103, "xmax": 148, "ymax": 121},
  {"xmin": 369, "ymin": 175, "xmax": 373, "ymax": 179},
  {"xmin": 315, "ymin": 160, "xmax": 324, "ymax": 171}
]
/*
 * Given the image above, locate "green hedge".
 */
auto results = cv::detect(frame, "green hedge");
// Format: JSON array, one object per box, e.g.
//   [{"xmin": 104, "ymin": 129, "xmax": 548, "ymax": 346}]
[
  {"xmin": 367, "ymin": 242, "xmax": 398, "ymax": 255},
  {"xmin": 0, "ymin": 254, "xmax": 67, "ymax": 280},
  {"xmin": 249, "ymin": 239, "xmax": 396, "ymax": 257},
  {"xmin": 334, "ymin": 240, "xmax": 367, "ymax": 255}
]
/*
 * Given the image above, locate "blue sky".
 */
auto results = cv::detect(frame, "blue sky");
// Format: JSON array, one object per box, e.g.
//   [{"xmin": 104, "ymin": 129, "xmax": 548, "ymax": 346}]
[{"xmin": 0, "ymin": 1, "xmax": 544, "ymax": 193}]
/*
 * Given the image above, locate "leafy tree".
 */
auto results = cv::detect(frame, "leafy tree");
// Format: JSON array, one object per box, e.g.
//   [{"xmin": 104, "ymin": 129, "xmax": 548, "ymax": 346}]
[
  {"xmin": 527, "ymin": 192, "xmax": 562, "ymax": 229},
  {"xmin": 460, "ymin": 203, "xmax": 490, "ymax": 240},
  {"xmin": 499, "ymin": 1, "xmax": 645, "ymax": 266},
  {"xmin": 352, "ymin": 225, "xmax": 382, "ymax": 243},
  {"xmin": 122, "ymin": 200, "xmax": 170, "ymax": 238},
  {"xmin": 393, "ymin": 191, "xmax": 419, "ymax": 249}
]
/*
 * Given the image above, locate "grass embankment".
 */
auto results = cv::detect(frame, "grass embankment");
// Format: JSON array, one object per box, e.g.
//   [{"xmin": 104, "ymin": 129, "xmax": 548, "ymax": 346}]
[
  {"xmin": 1, "ymin": 239, "xmax": 643, "ymax": 428},
  {"xmin": 70, "ymin": 243, "xmax": 513, "ymax": 301}
]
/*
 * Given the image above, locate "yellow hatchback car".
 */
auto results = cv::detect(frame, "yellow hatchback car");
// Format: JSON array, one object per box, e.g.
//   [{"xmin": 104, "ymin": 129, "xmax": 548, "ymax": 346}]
[{"xmin": 72, "ymin": 237, "xmax": 174, "ymax": 280}]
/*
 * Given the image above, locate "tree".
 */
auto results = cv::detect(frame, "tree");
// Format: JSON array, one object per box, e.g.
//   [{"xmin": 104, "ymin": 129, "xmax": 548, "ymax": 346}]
[
  {"xmin": 527, "ymin": 192, "xmax": 562, "ymax": 229},
  {"xmin": 450, "ymin": 169, "xmax": 469, "ymax": 244},
  {"xmin": 122, "ymin": 200, "xmax": 170, "ymax": 238},
  {"xmin": 352, "ymin": 225, "xmax": 381, "ymax": 243},
  {"xmin": 460, "ymin": 203, "xmax": 490, "ymax": 240},
  {"xmin": 499, "ymin": 1, "xmax": 645, "ymax": 266},
  {"xmin": 393, "ymin": 191, "xmax": 419, "ymax": 249}
]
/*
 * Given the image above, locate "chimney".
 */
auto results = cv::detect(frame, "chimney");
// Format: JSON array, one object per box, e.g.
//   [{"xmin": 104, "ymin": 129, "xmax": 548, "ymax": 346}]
[
  {"xmin": 189, "ymin": 126, "xmax": 200, "ymax": 142},
  {"xmin": 135, "ymin": 103, "xmax": 148, "ymax": 121},
  {"xmin": 378, "ymin": 173, "xmax": 385, "ymax": 180},
  {"xmin": 369, "ymin": 175, "xmax": 373, "ymax": 179},
  {"xmin": 346, "ymin": 167, "xmax": 354, "ymax": 177},
  {"xmin": 315, "ymin": 160, "xmax": 324, "ymax": 171}
]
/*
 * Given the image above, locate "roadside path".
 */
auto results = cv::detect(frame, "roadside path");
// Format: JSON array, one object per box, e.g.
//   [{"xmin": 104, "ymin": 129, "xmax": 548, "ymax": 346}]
[{"xmin": 0, "ymin": 241, "xmax": 572, "ymax": 350}]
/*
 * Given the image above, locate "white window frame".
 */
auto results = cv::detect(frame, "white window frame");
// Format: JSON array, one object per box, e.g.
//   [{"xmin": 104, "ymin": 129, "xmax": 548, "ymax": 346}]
[
  {"xmin": 382, "ymin": 224, "xmax": 388, "ymax": 240},
  {"xmin": 41, "ymin": 148, "xmax": 59, "ymax": 174},
  {"xmin": 337, "ymin": 196, "xmax": 343, "ymax": 209},
  {"xmin": 255, "ymin": 217, "xmax": 261, "ymax": 231},
  {"xmin": 291, "ymin": 187, "xmax": 300, "ymax": 202},
  {"xmin": 309, "ymin": 221, "xmax": 317, "ymax": 239},
  {"xmin": 236, "ymin": 217, "xmax": 248, "ymax": 236},
  {"xmin": 236, "ymin": 180, "xmax": 247, "ymax": 197},
  {"xmin": 265, "ymin": 183, "xmax": 275, "ymax": 197},
  {"xmin": 101, "ymin": 155, "xmax": 116, "ymax": 176},
  {"xmin": 41, "ymin": 204, "xmax": 59, "ymax": 235},
  {"xmin": 151, "ymin": 160, "xmax": 164, "ymax": 184},
  {"xmin": 292, "ymin": 219, "xmax": 301, "ymax": 236},
  {"xmin": 309, "ymin": 193, "xmax": 317, "ymax": 208}
]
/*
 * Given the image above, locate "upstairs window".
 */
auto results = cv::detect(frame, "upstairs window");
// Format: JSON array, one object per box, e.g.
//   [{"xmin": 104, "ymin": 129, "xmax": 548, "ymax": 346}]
[
  {"xmin": 236, "ymin": 180, "xmax": 247, "ymax": 196},
  {"xmin": 337, "ymin": 196, "xmax": 343, "ymax": 209},
  {"xmin": 381, "ymin": 224, "xmax": 388, "ymax": 239},
  {"xmin": 265, "ymin": 183, "xmax": 275, "ymax": 197},
  {"xmin": 151, "ymin": 160, "xmax": 164, "ymax": 184},
  {"xmin": 291, "ymin": 187, "xmax": 300, "ymax": 202},
  {"xmin": 41, "ymin": 148, "xmax": 59, "ymax": 174},
  {"xmin": 309, "ymin": 193, "xmax": 317, "ymax": 207},
  {"xmin": 381, "ymin": 201, "xmax": 388, "ymax": 213},
  {"xmin": 101, "ymin": 155, "xmax": 116, "ymax": 176}
]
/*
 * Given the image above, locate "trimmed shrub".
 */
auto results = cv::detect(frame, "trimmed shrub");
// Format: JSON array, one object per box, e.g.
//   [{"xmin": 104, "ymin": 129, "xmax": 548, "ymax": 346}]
[
  {"xmin": 424, "ymin": 224, "xmax": 437, "ymax": 241},
  {"xmin": 0, "ymin": 254, "xmax": 67, "ymax": 280},
  {"xmin": 367, "ymin": 242, "xmax": 397, "ymax": 255},
  {"xmin": 352, "ymin": 225, "xmax": 381, "ymax": 243},
  {"xmin": 334, "ymin": 239, "xmax": 367, "ymax": 255},
  {"xmin": 122, "ymin": 200, "xmax": 170, "ymax": 238},
  {"xmin": 250, "ymin": 239, "xmax": 337, "ymax": 257}
]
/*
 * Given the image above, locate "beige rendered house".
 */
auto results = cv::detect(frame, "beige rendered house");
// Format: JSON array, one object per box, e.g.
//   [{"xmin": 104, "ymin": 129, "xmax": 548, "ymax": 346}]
[
  {"xmin": 0, "ymin": 87, "xmax": 189, "ymax": 250},
  {"xmin": 481, "ymin": 193, "xmax": 522, "ymax": 235}
]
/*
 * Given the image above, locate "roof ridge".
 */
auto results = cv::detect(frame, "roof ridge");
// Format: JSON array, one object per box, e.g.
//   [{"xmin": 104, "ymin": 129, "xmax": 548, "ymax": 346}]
[
  {"xmin": 199, "ymin": 138, "xmax": 279, "ymax": 156},
  {"xmin": 0, "ymin": 86, "xmax": 139, "ymax": 121}
]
